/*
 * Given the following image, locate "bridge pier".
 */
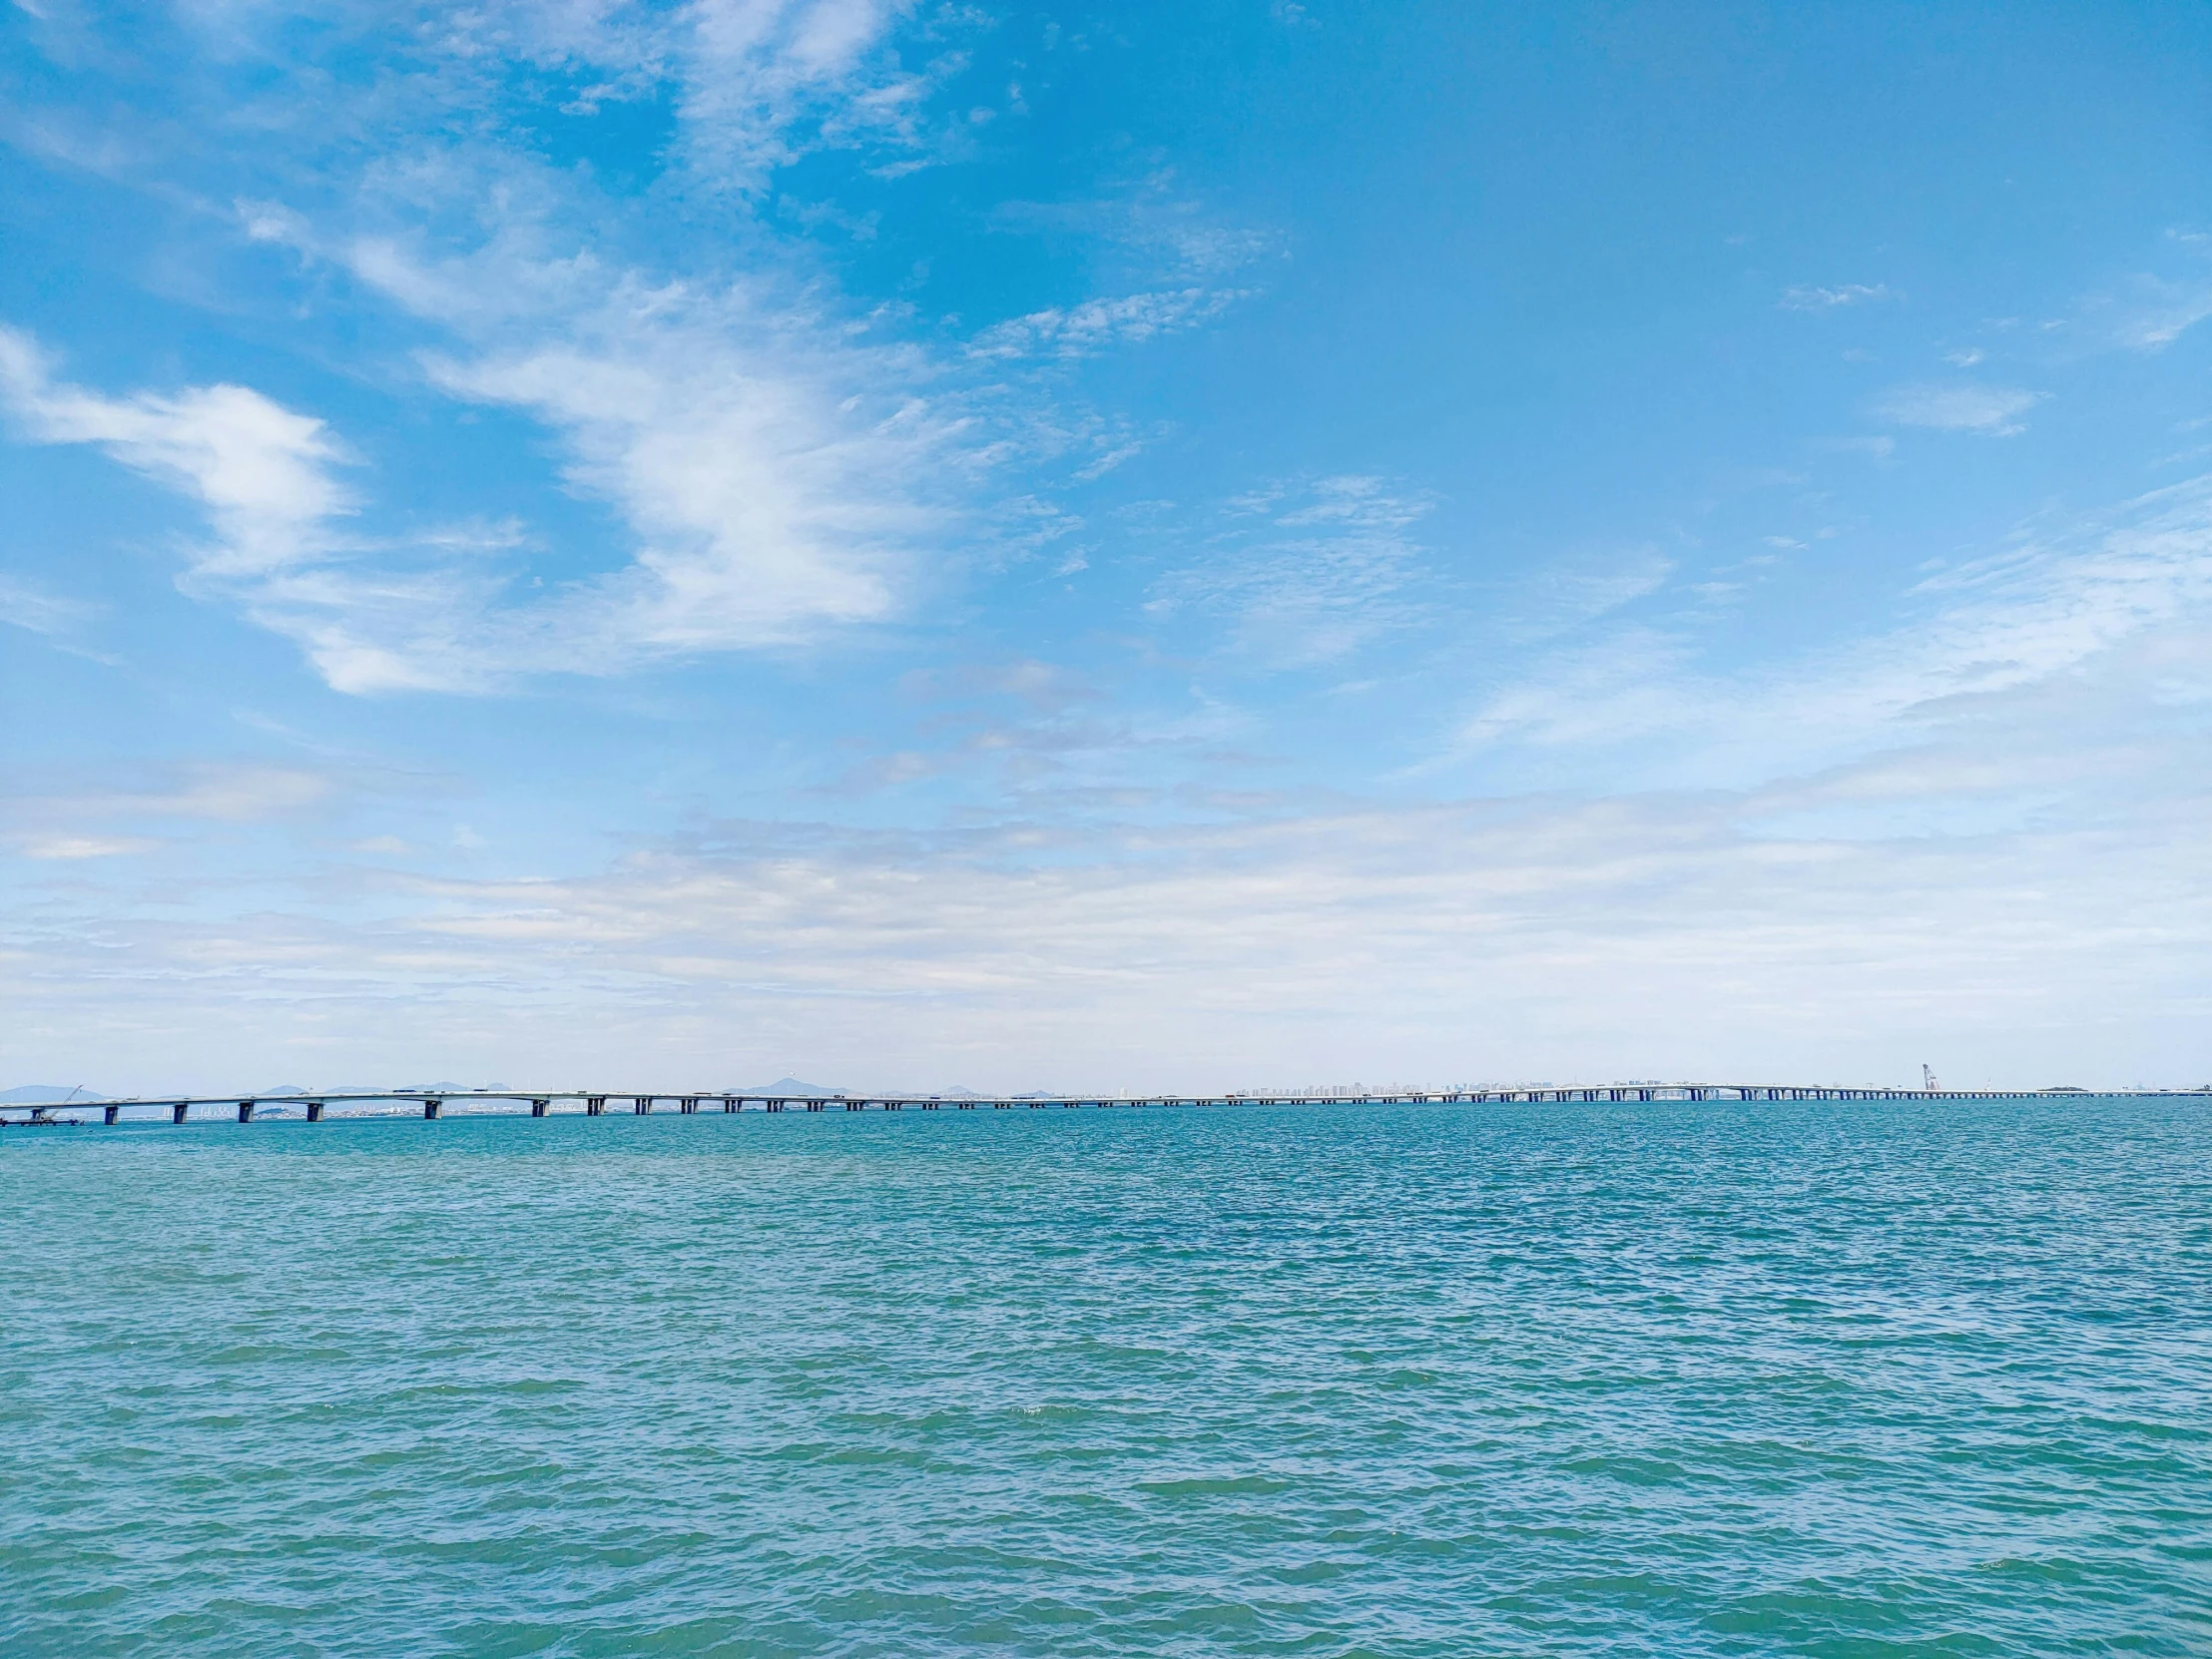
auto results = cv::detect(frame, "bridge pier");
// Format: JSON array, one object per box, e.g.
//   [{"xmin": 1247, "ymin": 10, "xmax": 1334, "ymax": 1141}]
[{"xmin": 43, "ymin": 1081, "xmax": 2085, "ymax": 1132}]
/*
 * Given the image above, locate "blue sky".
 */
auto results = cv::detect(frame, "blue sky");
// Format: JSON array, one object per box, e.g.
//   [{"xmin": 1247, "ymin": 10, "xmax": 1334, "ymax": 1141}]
[{"xmin": 4, "ymin": 0, "xmax": 2210, "ymax": 1094}]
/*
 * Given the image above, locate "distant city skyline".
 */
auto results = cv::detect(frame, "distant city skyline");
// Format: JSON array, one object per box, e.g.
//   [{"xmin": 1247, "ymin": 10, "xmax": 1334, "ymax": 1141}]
[{"xmin": 4, "ymin": 1, "xmax": 2210, "ymax": 1093}]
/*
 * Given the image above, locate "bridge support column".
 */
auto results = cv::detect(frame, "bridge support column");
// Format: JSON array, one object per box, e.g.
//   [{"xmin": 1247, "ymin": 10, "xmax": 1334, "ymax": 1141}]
[
  {"xmin": 530, "ymin": 1099, "xmax": 548, "ymax": 1117},
  {"xmin": 723, "ymin": 1096, "xmax": 737, "ymax": 1112},
  {"xmin": 104, "ymin": 1104, "xmax": 119, "ymax": 1125},
  {"xmin": 634, "ymin": 1097, "xmax": 651, "ymax": 1114},
  {"xmin": 306, "ymin": 1101, "xmax": 324, "ymax": 1123},
  {"xmin": 238, "ymin": 1101, "xmax": 256, "ymax": 1123},
  {"xmin": 680, "ymin": 1096, "xmax": 698, "ymax": 1115},
  {"xmin": 424, "ymin": 1099, "xmax": 441, "ymax": 1120},
  {"xmin": 586, "ymin": 1096, "xmax": 605, "ymax": 1115},
  {"xmin": 172, "ymin": 1102, "xmax": 189, "ymax": 1125}
]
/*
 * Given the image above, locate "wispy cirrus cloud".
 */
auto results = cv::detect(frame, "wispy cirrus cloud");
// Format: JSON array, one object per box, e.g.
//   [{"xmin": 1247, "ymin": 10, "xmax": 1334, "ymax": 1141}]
[
  {"xmin": 0, "ymin": 321, "xmax": 508, "ymax": 694},
  {"xmin": 1504, "ymin": 545, "xmax": 1674, "ymax": 640},
  {"xmin": 2063, "ymin": 230, "xmax": 2212, "ymax": 352},
  {"xmin": 1454, "ymin": 475, "xmax": 2212, "ymax": 788},
  {"xmin": 1874, "ymin": 381, "xmax": 2044, "ymax": 435},
  {"xmin": 1, "ymin": 762, "xmax": 332, "ymax": 859},
  {"xmin": 9, "ymin": 1, "xmax": 1277, "ymax": 699},
  {"xmin": 407, "ymin": 261, "xmax": 955, "ymax": 654},
  {"xmin": 1152, "ymin": 476, "xmax": 1437, "ymax": 669},
  {"xmin": 302, "ymin": 0, "xmax": 941, "ymax": 193},
  {"xmin": 0, "ymin": 575, "xmax": 102, "ymax": 637},
  {"xmin": 1, "ymin": 289, "xmax": 952, "ymax": 695},
  {"xmin": 8, "ymin": 735, "xmax": 2208, "ymax": 1086},
  {"xmin": 1781, "ymin": 282, "xmax": 1895, "ymax": 310},
  {"xmin": 969, "ymin": 287, "xmax": 1254, "ymax": 360},
  {"xmin": 0, "ymin": 324, "xmax": 355, "ymax": 579},
  {"xmin": 2101, "ymin": 275, "xmax": 2212, "ymax": 351}
]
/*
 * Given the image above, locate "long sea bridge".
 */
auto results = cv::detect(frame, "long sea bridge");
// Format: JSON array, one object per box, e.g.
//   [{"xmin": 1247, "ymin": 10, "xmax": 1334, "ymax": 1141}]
[{"xmin": 0, "ymin": 1082, "xmax": 2167, "ymax": 1126}]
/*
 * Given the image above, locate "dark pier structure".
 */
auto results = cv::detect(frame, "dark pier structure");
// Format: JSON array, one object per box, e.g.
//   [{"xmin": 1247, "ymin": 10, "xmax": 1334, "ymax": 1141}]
[{"xmin": 2, "ymin": 1082, "xmax": 2183, "ymax": 1127}]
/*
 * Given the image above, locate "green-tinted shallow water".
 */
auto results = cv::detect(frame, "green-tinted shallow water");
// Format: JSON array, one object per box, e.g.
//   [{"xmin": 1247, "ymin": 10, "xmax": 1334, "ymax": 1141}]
[{"xmin": 3, "ymin": 1098, "xmax": 2209, "ymax": 1658}]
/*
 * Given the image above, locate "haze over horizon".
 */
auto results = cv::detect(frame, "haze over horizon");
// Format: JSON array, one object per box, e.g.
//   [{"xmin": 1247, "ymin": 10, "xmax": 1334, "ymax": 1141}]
[{"xmin": 5, "ymin": 1, "xmax": 2210, "ymax": 1095}]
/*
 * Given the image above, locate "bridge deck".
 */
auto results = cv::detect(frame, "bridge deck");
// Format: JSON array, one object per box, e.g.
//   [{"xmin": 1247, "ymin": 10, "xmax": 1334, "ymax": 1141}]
[{"xmin": 3, "ymin": 1084, "xmax": 2176, "ymax": 1125}]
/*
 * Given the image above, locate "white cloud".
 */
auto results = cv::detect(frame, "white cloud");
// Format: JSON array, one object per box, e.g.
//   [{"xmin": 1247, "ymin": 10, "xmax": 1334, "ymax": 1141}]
[
  {"xmin": 990, "ymin": 189, "xmax": 1281, "ymax": 282},
  {"xmin": 1454, "ymin": 476, "xmax": 2212, "ymax": 789},
  {"xmin": 1874, "ymin": 381, "xmax": 2044, "ymax": 435},
  {"xmin": 3, "ymin": 240, "xmax": 961, "ymax": 692},
  {"xmin": 1814, "ymin": 434, "xmax": 1896, "ymax": 460},
  {"xmin": 0, "ymin": 323, "xmax": 354, "ymax": 580},
  {"xmin": 1781, "ymin": 282, "xmax": 1895, "ymax": 311},
  {"xmin": 0, "ymin": 762, "xmax": 332, "ymax": 861},
  {"xmin": 0, "ymin": 323, "xmax": 486, "ymax": 693},
  {"xmin": 969, "ymin": 288, "xmax": 1252, "ymax": 359},
  {"xmin": 7, "ymin": 743, "xmax": 2207, "ymax": 1088},
  {"xmin": 1153, "ymin": 477, "xmax": 1436, "ymax": 668},
  {"xmin": 419, "ymin": 278, "xmax": 940, "ymax": 652},
  {"xmin": 2106, "ymin": 276, "xmax": 2212, "ymax": 351},
  {"xmin": 338, "ymin": 0, "xmax": 934, "ymax": 193},
  {"xmin": 1506, "ymin": 545, "xmax": 1673, "ymax": 639},
  {"xmin": 0, "ymin": 575, "xmax": 100, "ymax": 636},
  {"xmin": 12, "ymin": 834, "xmax": 162, "ymax": 860},
  {"xmin": 11, "ymin": 4, "xmax": 1278, "ymax": 694},
  {"xmin": 671, "ymin": 0, "xmax": 942, "ymax": 187},
  {"xmin": 5, "ymin": 764, "xmax": 331, "ymax": 826},
  {"xmin": 0, "ymin": 0, "xmax": 1008, "ymax": 696}
]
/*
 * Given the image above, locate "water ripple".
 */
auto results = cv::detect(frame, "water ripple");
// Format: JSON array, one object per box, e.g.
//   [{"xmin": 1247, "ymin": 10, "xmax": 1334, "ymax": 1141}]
[{"xmin": 3, "ymin": 1098, "xmax": 2209, "ymax": 1655}]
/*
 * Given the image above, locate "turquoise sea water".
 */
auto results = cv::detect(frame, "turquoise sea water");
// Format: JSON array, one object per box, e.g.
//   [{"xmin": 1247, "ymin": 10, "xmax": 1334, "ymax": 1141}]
[{"xmin": 3, "ymin": 1098, "xmax": 2208, "ymax": 1657}]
